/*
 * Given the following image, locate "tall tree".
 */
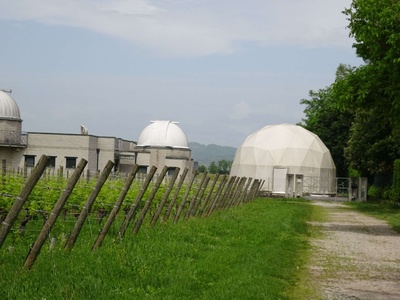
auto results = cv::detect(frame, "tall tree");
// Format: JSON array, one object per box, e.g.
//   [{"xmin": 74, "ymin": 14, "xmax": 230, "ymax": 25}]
[
  {"xmin": 338, "ymin": 0, "xmax": 400, "ymax": 130},
  {"xmin": 299, "ymin": 65, "xmax": 354, "ymax": 177},
  {"xmin": 345, "ymin": 109, "xmax": 399, "ymax": 176},
  {"xmin": 217, "ymin": 160, "xmax": 232, "ymax": 174},
  {"xmin": 208, "ymin": 162, "xmax": 218, "ymax": 174},
  {"xmin": 329, "ymin": 1, "xmax": 400, "ymax": 177}
]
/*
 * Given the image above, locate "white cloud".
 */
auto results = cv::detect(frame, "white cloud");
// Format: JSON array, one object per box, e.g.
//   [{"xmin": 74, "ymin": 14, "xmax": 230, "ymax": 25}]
[
  {"xmin": 230, "ymin": 101, "xmax": 254, "ymax": 120},
  {"xmin": 99, "ymin": 0, "xmax": 160, "ymax": 16},
  {"xmin": 0, "ymin": 0, "xmax": 353, "ymax": 56}
]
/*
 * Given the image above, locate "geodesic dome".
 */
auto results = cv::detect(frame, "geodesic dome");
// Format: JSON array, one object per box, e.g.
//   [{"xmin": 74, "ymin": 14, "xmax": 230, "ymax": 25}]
[{"xmin": 230, "ymin": 124, "xmax": 336, "ymax": 192}]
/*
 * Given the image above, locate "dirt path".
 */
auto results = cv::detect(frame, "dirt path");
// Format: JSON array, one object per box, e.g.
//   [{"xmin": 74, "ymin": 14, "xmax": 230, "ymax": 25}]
[{"xmin": 308, "ymin": 201, "xmax": 400, "ymax": 300}]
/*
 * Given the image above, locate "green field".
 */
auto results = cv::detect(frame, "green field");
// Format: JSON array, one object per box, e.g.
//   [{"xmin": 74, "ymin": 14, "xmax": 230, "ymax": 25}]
[{"xmin": 0, "ymin": 198, "xmax": 315, "ymax": 300}]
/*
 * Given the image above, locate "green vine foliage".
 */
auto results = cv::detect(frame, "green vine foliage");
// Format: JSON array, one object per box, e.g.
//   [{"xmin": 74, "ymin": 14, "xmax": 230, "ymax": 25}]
[
  {"xmin": 0, "ymin": 171, "xmax": 194, "ymax": 219},
  {"xmin": 0, "ymin": 170, "xmax": 231, "ymax": 234}
]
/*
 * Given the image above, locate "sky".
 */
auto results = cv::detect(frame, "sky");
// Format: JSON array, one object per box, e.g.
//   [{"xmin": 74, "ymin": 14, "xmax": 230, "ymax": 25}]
[{"xmin": 0, "ymin": 0, "xmax": 363, "ymax": 148}]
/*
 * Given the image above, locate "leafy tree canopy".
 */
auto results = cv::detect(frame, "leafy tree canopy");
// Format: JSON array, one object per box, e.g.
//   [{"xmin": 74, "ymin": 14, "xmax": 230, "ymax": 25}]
[
  {"xmin": 198, "ymin": 165, "xmax": 207, "ymax": 173},
  {"xmin": 207, "ymin": 160, "xmax": 232, "ymax": 174},
  {"xmin": 337, "ymin": 1, "xmax": 400, "ymax": 130},
  {"xmin": 299, "ymin": 65, "xmax": 354, "ymax": 177},
  {"xmin": 345, "ymin": 109, "xmax": 400, "ymax": 176},
  {"xmin": 324, "ymin": 0, "xmax": 400, "ymax": 177}
]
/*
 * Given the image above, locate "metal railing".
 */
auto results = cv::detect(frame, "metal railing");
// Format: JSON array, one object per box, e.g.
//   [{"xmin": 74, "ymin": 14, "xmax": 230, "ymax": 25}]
[{"xmin": 302, "ymin": 176, "xmax": 336, "ymax": 195}]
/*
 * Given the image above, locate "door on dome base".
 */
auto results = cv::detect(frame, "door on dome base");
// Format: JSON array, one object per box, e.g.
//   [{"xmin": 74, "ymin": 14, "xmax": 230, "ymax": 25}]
[{"xmin": 272, "ymin": 168, "xmax": 287, "ymax": 195}]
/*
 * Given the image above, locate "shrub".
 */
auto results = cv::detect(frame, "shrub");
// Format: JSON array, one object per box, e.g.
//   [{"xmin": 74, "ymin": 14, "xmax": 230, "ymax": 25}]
[{"xmin": 368, "ymin": 185, "xmax": 392, "ymax": 201}]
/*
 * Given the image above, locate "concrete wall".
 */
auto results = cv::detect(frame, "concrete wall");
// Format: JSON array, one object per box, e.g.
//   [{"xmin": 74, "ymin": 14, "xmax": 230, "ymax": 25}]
[
  {"xmin": 20, "ymin": 133, "xmax": 92, "ymax": 172},
  {"xmin": 0, "ymin": 132, "xmax": 136, "ymax": 176},
  {"xmin": 0, "ymin": 120, "xmax": 22, "ymax": 145},
  {"xmin": 135, "ymin": 147, "xmax": 193, "ymax": 178}
]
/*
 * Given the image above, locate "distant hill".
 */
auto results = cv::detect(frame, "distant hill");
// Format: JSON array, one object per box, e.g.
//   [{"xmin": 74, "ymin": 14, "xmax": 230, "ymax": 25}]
[{"xmin": 189, "ymin": 142, "xmax": 237, "ymax": 166}]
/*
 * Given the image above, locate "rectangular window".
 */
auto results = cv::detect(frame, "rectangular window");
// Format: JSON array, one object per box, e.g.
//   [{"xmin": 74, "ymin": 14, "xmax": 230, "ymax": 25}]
[
  {"xmin": 24, "ymin": 155, "xmax": 35, "ymax": 167},
  {"xmin": 65, "ymin": 157, "xmax": 77, "ymax": 169},
  {"xmin": 167, "ymin": 167, "xmax": 177, "ymax": 176},
  {"xmin": 138, "ymin": 166, "xmax": 148, "ymax": 174},
  {"xmin": 47, "ymin": 156, "xmax": 56, "ymax": 168}
]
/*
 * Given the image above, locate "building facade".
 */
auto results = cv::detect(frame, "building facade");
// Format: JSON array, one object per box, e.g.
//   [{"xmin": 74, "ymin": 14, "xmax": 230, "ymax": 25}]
[
  {"xmin": 0, "ymin": 90, "xmax": 136, "ymax": 175},
  {"xmin": 1, "ymin": 91, "xmax": 194, "ymax": 179}
]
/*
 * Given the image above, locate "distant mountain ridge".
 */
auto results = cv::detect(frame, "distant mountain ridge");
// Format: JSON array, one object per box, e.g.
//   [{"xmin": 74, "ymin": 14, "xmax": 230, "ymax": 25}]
[{"xmin": 189, "ymin": 142, "xmax": 237, "ymax": 166}]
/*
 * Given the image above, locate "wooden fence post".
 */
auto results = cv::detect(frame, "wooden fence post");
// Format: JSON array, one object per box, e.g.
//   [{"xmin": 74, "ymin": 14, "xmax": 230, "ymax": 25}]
[
  {"xmin": 0, "ymin": 155, "xmax": 49, "ymax": 249},
  {"xmin": 118, "ymin": 166, "xmax": 157, "ymax": 239},
  {"xmin": 150, "ymin": 167, "xmax": 180, "ymax": 227},
  {"xmin": 23, "ymin": 163, "xmax": 28, "ymax": 178},
  {"xmin": 173, "ymin": 171, "xmax": 198, "ymax": 223},
  {"xmin": 58, "ymin": 166, "xmax": 64, "ymax": 178},
  {"xmin": 252, "ymin": 180, "xmax": 262, "ymax": 199},
  {"xmin": 206, "ymin": 175, "xmax": 228, "ymax": 217},
  {"xmin": 1, "ymin": 159, "xmax": 6, "ymax": 186},
  {"xmin": 227, "ymin": 177, "xmax": 247, "ymax": 208},
  {"xmin": 92, "ymin": 164, "xmax": 139, "ymax": 250},
  {"xmin": 258, "ymin": 180, "xmax": 265, "ymax": 195},
  {"xmin": 238, "ymin": 177, "xmax": 249, "ymax": 203},
  {"xmin": 132, "ymin": 166, "xmax": 168, "ymax": 234},
  {"xmin": 244, "ymin": 179, "xmax": 256, "ymax": 203},
  {"xmin": 239, "ymin": 178, "xmax": 253, "ymax": 204},
  {"xmin": 163, "ymin": 168, "xmax": 188, "ymax": 221},
  {"xmin": 222, "ymin": 176, "xmax": 240, "ymax": 209},
  {"xmin": 23, "ymin": 159, "xmax": 88, "ymax": 269},
  {"xmin": 218, "ymin": 176, "xmax": 236, "ymax": 209},
  {"xmin": 65, "ymin": 160, "xmax": 114, "ymax": 250},
  {"xmin": 197, "ymin": 173, "xmax": 219, "ymax": 217},
  {"xmin": 247, "ymin": 179, "xmax": 260, "ymax": 202},
  {"xmin": 184, "ymin": 172, "xmax": 207, "ymax": 220},
  {"xmin": 191, "ymin": 176, "xmax": 210, "ymax": 217}
]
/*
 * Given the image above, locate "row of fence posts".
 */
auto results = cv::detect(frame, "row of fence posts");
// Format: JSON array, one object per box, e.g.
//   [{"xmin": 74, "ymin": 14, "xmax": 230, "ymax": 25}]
[{"xmin": 0, "ymin": 155, "xmax": 263, "ymax": 270}]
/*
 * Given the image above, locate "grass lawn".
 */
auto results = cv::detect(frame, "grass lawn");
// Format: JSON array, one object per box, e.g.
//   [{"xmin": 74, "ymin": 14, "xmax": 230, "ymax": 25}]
[{"xmin": 0, "ymin": 198, "xmax": 316, "ymax": 299}]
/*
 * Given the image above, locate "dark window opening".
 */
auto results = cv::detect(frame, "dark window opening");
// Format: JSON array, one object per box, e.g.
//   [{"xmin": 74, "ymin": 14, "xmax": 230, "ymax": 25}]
[
  {"xmin": 47, "ymin": 156, "xmax": 56, "ymax": 168},
  {"xmin": 66, "ymin": 157, "xmax": 77, "ymax": 169},
  {"xmin": 24, "ymin": 155, "xmax": 35, "ymax": 167},
  {"xmin": 138, "ymin": 166, "xmax": 148, "ymax": 174},
  {"xmin": 167, "ymin": 167, "xmax": 177, "ymax": 176},
  {"xmin": 96, "ymin": 149, "xmax": 100, "ymax": 171}
]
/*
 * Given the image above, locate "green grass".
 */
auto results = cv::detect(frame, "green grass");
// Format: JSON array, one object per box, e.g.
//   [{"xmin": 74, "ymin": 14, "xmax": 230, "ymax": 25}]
[
  {"xmin": 0, "ymin": 198, "xmax": 315, "ymax": 300},
  {"xmin": 346, "ymin": 201, "xmax": 400, "ymax": 233}
]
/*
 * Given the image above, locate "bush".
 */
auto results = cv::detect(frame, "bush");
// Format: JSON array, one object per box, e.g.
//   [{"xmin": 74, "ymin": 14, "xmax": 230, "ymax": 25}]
[
  {"xmin": 368, "ymin": 185, "xmax": 392, "ymax": 201},
  {"xmin": 368, "ymin": 185, "xmax": 383, "ymax": 199}
]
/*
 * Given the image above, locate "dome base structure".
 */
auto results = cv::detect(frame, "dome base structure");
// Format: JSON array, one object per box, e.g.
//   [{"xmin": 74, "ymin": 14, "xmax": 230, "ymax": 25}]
[{"xmin": 0, "ymin": 90, "xmax": 25, "ymax": 148}]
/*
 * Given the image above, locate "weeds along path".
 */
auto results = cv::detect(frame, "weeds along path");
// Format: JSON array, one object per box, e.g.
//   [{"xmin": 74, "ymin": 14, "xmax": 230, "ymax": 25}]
[{"xmin": 308, "ymin": 201, "xmax": 400, "ymax": 300}]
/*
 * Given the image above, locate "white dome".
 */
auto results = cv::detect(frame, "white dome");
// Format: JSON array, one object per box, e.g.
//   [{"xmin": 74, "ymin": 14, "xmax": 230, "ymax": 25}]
[
  {"xmin": 0, "ymin": 90, "xmax": 21, "ymax": 120},
  {"xmin": 137, "ymin": 120, "xmax": 189, "ymax": 149},
  {"xmin": 230, "ymin": 124, "xmax": 336, "ymax": 190}
]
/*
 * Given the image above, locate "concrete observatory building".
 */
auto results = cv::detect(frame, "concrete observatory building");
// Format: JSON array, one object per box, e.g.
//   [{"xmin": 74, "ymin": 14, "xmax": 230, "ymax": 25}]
[
  {"xmin": 135, "ymin": 121, "xmax": 193, "ymax": 177},
  {"xmin": 230, "ymin": 124, "xmax": 336, "ymax": 196},
  {"xmin": 0, "ymin": 89, "xmax": 136, "ymax": 174},
  {"xmin": 0, "ymin": 90, "xmax": 26, "ymax": 162}
]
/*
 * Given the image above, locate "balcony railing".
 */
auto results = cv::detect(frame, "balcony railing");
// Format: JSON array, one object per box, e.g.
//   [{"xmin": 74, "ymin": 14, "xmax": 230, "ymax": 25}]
[{"xmin": 0, "ymin": 130, "xmax": 27, "ymax": 147}]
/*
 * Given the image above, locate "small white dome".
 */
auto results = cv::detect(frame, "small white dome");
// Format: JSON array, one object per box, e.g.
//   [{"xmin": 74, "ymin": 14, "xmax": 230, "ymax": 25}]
[
  {"xmin": 0, "ymin": 90, "xmax": 21, "ymax": 120},
  {"xmin": 137, "ymin": 120, "xmax": 189, "ymax": 149}
]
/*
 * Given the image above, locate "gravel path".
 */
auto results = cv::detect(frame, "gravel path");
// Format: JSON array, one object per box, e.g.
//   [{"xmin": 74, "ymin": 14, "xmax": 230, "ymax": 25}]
[{"xmin": 308, "ymin": 201, "xmax": 400, "ymax": 300}]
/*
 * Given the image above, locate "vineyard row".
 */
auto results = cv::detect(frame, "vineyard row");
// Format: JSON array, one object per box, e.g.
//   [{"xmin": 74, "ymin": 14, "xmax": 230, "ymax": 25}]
[{"xmin": 0, "ymin": 155, "xmax": 263, "ymax": 269}]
